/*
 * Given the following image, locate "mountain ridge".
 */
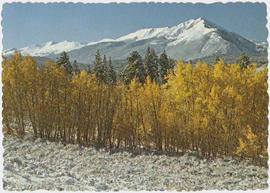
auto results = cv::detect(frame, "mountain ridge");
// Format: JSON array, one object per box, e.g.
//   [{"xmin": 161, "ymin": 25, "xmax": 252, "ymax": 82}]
[{"xmin": 4, "ymin": 17, "xmax": 267, "ymax": 64}]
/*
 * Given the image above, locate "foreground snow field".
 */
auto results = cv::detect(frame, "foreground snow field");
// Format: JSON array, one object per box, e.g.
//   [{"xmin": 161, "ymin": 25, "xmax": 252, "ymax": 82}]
[{"xmin": 2, "ymin": 133, "xmax": 268, "ymax": 191}]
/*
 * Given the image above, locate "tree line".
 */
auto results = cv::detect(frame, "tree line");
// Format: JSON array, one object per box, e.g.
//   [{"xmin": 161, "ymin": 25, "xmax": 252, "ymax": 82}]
[
  {"xmin": 2, "ymin": 50, "xmax": 268, "ymax": 166},
  {"xmin": 56, "ymin": 47, "xmax": 175, "ymax": 85}
]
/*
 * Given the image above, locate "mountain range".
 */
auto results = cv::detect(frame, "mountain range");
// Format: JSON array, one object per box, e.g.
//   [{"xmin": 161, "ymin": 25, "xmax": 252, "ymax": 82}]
[{"xmin": 4, "ymin": 17, "xmax": 267, "ymax": 64}]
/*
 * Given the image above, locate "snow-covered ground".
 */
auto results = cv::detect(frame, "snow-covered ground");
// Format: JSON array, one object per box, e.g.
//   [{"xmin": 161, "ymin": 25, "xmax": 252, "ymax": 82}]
[{"xmin": 3, "ymin": 133, "xmax": 268, "ymax": 191}]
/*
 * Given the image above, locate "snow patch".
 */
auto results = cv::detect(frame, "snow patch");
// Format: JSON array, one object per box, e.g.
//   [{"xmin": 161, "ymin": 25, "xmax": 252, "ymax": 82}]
[
  {"xmin": 87, "ymin": 38, "xmax": 118, "ymax": 46},
  {"xmin": 4, "ymin": 40, "xmax": 85, "ymax": 57}
]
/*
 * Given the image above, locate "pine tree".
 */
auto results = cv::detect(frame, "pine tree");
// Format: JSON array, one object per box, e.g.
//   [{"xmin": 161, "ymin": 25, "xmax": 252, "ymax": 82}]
[
  {"xmin": 119, "ymin": 62, "xmax": 125, "ymax": 83},
  {"xmin": 238, "ymin": 52, "xmax": 250, "ymax": 69},
  {"xmin": 93, "ymin": 50, "xmax": 102, "ymax": 73},
  {"xmin": 102, "ymin": 55, "xmax": 108, "ymax": 80},
  {"xmin": 107, "ymin": 57, "xmax": 116, "ymax": 84},
  {"xmin": 168, "ymin": 57, "xmax": 175, "ymax": 71},
  {"xmin": 56, "ymin": 51, "xmax": 72, "ymax": 76},
  {"xmin": 93, "ymin": 50, "xmax": 106, "ymax": 81},
  {"xmin": 144, "ymin": 47, "xmax": 158, "ymax": 82},
  {"xmin": 124, "ymin": 51, "xmax": 146, "ymax": 84},
  {"xmin": 159, "ymin": 50, "xmax": 170, "ymax": 83},
  {"xmin": 86, "ymin": 64, "xmax": 92, "ymax": 74},
  {"xmin": 72, "ymin": 60, "xmax": 80, "ymax": 75}
]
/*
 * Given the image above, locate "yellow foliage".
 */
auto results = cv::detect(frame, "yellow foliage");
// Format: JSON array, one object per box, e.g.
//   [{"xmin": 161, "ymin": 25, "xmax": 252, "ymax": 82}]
[
  {"xmin": 234, "ymin": 126, "xmax": 262, "ymax": 161},
  {"xmin": 2, "ymin": 51, "xmax": 268, "ymax": 164}
]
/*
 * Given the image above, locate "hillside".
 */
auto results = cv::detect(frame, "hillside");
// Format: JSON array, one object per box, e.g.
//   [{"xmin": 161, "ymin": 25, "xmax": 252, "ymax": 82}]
[{"xmin": 4, "ymin": 17, "xmax": 267, "ymax": 64}]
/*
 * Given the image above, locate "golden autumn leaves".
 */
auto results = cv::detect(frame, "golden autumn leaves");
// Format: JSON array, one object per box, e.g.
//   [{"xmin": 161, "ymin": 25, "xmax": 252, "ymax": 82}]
[
  {"xmin": 2, "ymin": 51, "xmax": 268, "ymax": 165},
  {"xmin": 166, "ymin": 60, "xmax": 268, "ymax": 164}
]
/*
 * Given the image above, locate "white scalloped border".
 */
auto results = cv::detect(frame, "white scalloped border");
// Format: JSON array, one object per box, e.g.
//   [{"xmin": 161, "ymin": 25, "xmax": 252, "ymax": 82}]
[{"xmin": 0, "ymin": 1, "xmax": 269, "ymax": 193}]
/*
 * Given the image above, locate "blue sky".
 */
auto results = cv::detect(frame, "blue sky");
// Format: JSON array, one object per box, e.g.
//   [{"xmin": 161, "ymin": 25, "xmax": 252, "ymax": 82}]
[{"xmin": 2, "ymin": 2, "xmax": 267, "ymax": 49}]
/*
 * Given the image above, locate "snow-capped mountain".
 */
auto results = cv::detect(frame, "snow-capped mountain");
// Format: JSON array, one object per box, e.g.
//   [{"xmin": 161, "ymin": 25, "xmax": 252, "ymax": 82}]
[
  {"xmin": 116, "ymin": 17, "xmax": 220, "ymax": 42},
  {"xmin": 4, "ymin": 40, "xmax": 84, "ymax": 57},
  {"xmin": 4, "ymin": 17, "xmax": 265, "ymax": 64}
]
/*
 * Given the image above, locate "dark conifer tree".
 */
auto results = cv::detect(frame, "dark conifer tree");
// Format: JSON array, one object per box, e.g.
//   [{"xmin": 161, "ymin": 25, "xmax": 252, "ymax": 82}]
[
  {"xmin": 72, "ymin": 60, "xmax": 80, "ymax": 75},
  {"xmin": 168, "ymin": 57, "xmax": 175, "ymax": 70},
  {"xmin": 124, "ymin": 51, "xmax": 146, "ymax": 84},
  {"xmin": 159, "ymin": 50, "xmax": 170, "ymax": 84},
  {"xmin": 144, "ymin": 47, "xmax": 158, "ymax": 82},
  {"xmin": 102, "ymin": 54, "xmax": 108, "ymax": 79},
  {"xmin": 56, "ymin": 51, "xmax": 72, "ymax": 76},
  {"xmin": 119, "ymin": 62, "xmax": 125, "ymax": 83},
  {"xmin": 86, "ymin": 64, "xmax": 92, "ymax": 74},
  {"xmin": 107, "ymin": 57, "xmax": 117, "ymax": 84},
  {"xmin": 93, "ymin": 50, "xmax": 106, "ymax": 81}
]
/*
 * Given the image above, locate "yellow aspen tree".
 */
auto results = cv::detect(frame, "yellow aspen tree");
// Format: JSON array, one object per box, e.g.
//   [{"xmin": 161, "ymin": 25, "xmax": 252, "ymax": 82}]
[
  {"xmin": 141, "ymin": 76, "xmax": 165, "ymax": 151},
  {"xmin": 2, "ymin": 55, "xmax": 14, "ymax": 134},
  {"xmin": 20, "ymin": 55, "xmax": 42, "ymax": 138},
  {"xmin": 6, "ymin": 51, "xmax": 27, "ymax": 136}
]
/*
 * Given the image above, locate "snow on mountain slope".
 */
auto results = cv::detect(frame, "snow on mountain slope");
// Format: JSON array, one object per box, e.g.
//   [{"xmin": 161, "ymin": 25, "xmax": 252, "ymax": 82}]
[
  {"xmin": 253, "ymin": 41, "xmax": 268, "ymax": 51},
  {"xmin": 168, "ymin": 18, "xmax": 216, "ymax": 46},
  {"xmin": 4, "ymin": 40, "xmax": 85, "ymax": 57},
  {"xmin": 4, "ymin": 17, "xmax": 263, "ymax": 63},
  {"xmin": 87, "ymin": 38, "xmax": 118, "ymax": 46},
  {"xmin": 116, "ymin": 17, "xmax": 215, "ymax": 43}
]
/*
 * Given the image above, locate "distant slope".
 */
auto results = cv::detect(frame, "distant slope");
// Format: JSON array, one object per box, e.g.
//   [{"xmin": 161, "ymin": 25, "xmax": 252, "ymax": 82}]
[
  {"xmin": 189, "ymin": 51, "xmax": 268, "ymax": 67},
  {"xmin": 4, "ymin": 17, "xmax": 266, "ymax": 64},
  {"xmin": 4, "ymin": 41, "xmax": 84, "ymax": 57}
]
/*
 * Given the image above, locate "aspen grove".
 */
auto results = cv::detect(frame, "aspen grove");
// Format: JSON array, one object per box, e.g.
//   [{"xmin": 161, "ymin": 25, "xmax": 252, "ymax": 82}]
[{"xmin": 2, "ymin": 50, "xmax": 268, "ymax": 165}]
